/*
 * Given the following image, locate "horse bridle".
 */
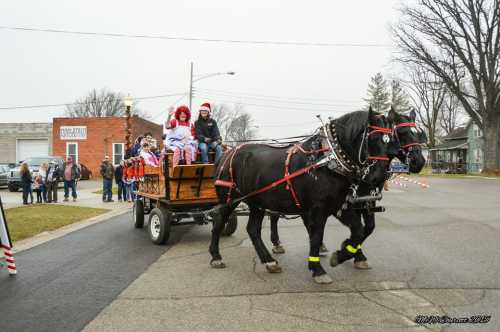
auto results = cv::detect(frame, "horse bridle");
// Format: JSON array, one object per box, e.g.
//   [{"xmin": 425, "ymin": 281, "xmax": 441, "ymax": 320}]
[
  {"xmin": 320, "ymin": 120, "xmax": 392, "ymax": 182},
  {"xmin": 392, "ymin": 122, "xmax": 423, "ymax": 163}
]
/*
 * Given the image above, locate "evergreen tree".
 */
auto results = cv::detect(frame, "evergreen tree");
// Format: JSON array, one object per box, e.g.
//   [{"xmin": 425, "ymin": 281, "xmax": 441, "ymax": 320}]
[
  {"xmin": 391, "ymin": 80, "xmax": 411, "ymax": 112},
  {"xmin": 363, "ymin": 73, "xmax": 390, "ymax": 113}
]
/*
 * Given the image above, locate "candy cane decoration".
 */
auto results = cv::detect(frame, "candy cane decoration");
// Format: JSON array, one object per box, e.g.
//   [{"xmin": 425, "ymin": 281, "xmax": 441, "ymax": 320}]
[
  {"xmin": 0, "ymin": 196, "xmax": 16, "ymax": 275},
  {"xmin": 389, "ymin": 177, "xmax": 408, "ymax": 188},
  {"xmin": 1, "ymin": 243, "xmax": 16, "ymax": 275},
  {"xmin": 397, "ymin": 176, "xmax": 430, "ymax": 188}
]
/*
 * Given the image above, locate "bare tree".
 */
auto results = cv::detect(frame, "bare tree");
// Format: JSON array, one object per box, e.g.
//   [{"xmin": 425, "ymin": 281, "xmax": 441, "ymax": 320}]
[
  {"xmin": 211, "ymin": 103, "xmax": 256, "ymax": 142},
  {"xmin": 392, "ymin": 0, "xmax": 500, "ymax": 172},
  {"xmin": 65, "ymin": 88, "xmax": 148, "ymax": 118},
  {"xmin": 404, "ymin": 66, "xmax": 447, "ymax": 148},
  {"xmin": 439, "ymin": 91, "xmax": 467, "ymax": 135}
]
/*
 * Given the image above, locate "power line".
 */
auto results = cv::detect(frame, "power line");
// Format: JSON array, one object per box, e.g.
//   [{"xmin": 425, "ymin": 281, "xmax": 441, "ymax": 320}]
[
  {"xmin": 0, "ymin": 92, "xmax": 186, "ymax": 110},
  {"xmin": 194, "ymin": 88, "xmax": 362, "ymax": 107},
  {"xmin": 193, "ymin": 94, "xmax": 354, "ymax": 113},
  {"xmin": 195, "ymin": 88, "xmax": 363, "ymax": 104},
  {"xmin": 0, "ymin": 26, "xmax": 393, "ymax": 48}
]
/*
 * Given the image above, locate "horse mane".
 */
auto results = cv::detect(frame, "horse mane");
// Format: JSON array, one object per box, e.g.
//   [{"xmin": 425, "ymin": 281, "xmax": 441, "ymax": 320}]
[{"xmin": 334, "ymin": 110, "xmax": 368, "ymax": 142}]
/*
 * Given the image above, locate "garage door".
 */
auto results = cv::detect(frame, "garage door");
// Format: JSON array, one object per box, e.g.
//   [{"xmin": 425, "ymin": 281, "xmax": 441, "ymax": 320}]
[{"xmin": 17, "ymin": 139, "xmax": 49, "ymax": 162}]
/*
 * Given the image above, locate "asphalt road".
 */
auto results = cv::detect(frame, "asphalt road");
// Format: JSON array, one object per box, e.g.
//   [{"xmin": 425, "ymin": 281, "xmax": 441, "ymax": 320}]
[
  {"xmin": 84, "ymin": 176, "xmax": 500, "ymax": 332},
  {"xmin": 0, "ymin": 212, "xmax": 188, "ymax": 332},
  {"xmin": 1, "ymin": 176, "xmax": 500, "ymax": 331}
]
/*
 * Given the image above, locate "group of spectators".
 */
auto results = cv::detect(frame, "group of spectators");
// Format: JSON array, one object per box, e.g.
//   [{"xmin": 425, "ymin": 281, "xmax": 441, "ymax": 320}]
[
  {"xmin": 20, "ymin": 157, "xmax": 81, "ymax": 205},
  {"xmin": 99, "ymin": 156, "xmax": 137, "ymax": 203}
]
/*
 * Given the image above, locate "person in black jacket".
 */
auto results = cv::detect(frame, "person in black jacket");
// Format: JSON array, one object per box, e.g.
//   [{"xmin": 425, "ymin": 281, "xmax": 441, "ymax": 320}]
[
  {"xmin": 20, "ymin": 162, "xmax": 33, "ymax": 205},
  {"xmin": 114, "ymin": 160, "xmax": 127, "ymax": 202},
  {"xmin": 194, "ymin": 102, "xmax": 223, "ymax": 164}
]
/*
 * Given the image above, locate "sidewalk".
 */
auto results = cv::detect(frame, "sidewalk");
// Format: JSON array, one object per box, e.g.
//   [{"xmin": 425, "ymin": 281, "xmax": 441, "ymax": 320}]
[{"xmin": 0, "ymin": 180, "xmax": 132, "ymax": 211}]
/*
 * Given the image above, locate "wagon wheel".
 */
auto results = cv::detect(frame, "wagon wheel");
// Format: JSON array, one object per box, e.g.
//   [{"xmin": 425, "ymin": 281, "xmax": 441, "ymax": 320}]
[
  {"xmin": 148, "ymin": 207, "xmax": 171, "ymax": 245},
  {"xmin": 221, "ymin": 213, "xmax": 238, "ymax": 237},
  {"xmin": 133, "ymin": 199, "xmax": 145, "ymax": 229}
]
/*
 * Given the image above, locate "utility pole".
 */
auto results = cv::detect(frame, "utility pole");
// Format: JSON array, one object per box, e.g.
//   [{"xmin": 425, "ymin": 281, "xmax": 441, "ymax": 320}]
[{"xmin": 188, "ymin": 62, "xmax": 194, "ymax": 111}]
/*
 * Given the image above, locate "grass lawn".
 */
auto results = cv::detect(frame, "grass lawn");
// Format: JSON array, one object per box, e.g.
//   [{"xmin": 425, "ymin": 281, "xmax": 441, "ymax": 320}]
[{"xmin": 4, "ymin": 205, "xmax": 110, "ymax": 242}]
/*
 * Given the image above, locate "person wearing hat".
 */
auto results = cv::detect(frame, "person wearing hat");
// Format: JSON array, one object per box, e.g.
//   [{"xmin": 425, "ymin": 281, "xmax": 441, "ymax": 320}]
[
  {"xmin": 194, "ymin": 102, "xmax": 223, "ymax": 164},
  {"xmin": 46, "ymin": 160, "xmax": 60, "ymax": 203},
  {"xmin": 62, "ymin": 156, "xmax": 81, "ymax": 202},
  {"xmin": 100, "ymin": 155, "xmax": 114, "ymax": 202}
]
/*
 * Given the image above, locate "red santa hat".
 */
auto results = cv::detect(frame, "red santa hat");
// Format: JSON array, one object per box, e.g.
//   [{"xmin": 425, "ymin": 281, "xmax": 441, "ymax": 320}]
[{"xmin": 199, "ymin": 102, "xmax": 211, "ymax": 113}]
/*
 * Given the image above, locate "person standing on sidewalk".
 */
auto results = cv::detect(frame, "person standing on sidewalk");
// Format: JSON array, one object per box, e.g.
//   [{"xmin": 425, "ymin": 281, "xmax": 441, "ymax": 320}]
[
  {"xmin": 114, "ymin": 160, "xmax": 127, "ymax": 202},
  {"xmin": 62, "ymin": 156, "xmax": 80, "ymax": 202},
  {"xmin": 39, "ymin": 162, "xmax": 48, "ymax": 203},
  {"xmin": 20, "ymin": 162, "xmax": 33, "ymax": 205},
  {"xmin": 100, "ymin": 156, "xmax": 114, "ymax": 202},
  {"xmin": 46, "ymin": 160, "xmax": 60, "ymax": 203}
]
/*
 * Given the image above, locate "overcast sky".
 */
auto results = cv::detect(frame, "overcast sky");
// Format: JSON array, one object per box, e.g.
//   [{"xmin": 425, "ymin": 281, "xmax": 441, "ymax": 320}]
[{"xmin": 1, "ymin": 0, "xmax": 402, "ymax": 138}]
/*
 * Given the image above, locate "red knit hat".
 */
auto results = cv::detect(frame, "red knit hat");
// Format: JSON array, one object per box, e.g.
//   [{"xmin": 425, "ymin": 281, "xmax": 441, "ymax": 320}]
[
  {"xmin": 199, "ymin": 102, "xmax": 211, "ymax": 113},
  {"xmin": 175, "ymin": 105, "xmax": 191, "ymax": 121}
]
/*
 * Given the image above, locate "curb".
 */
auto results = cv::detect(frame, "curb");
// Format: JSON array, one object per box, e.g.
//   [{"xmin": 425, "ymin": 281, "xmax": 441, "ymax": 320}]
[{"xmin": 13, "ymin": 207, "xmax": 131, "ymax": 254}]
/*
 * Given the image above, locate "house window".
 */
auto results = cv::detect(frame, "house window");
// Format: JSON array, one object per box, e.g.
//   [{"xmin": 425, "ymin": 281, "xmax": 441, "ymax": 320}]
[
  {"xmin": 112, "ymin": 143, "xmax": 125, "ymax": 166},
  {"xmin": 66, "ymin": 142, "xmax": 78, "ymax": 163},
  {"xmin": 473, "ymin": 124, "xmax": 482, "ymax": 137}
]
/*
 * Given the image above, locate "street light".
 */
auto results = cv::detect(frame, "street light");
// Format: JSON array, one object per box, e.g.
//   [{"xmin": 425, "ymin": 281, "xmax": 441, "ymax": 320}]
[
  {"xmin": 188, "ymin": 62, "xmax": 235, "ymax": 110},
  {"xmin": 124, "ymin": 95, "xmax": 133, "ymax": 154}
]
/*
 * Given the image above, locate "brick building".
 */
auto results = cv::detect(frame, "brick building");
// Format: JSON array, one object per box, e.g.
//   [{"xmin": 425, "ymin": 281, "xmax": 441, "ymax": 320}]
[{"xmin": 52, "ymin": 116, "xmax": 162, "ymax": 176}]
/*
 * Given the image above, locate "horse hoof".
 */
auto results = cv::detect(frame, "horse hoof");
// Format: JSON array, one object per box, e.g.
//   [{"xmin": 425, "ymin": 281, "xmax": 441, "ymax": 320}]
[
  {"xmin": 210, "ymin": 260, "xmax": 226, "ymax": 269},
  {"xmin": 272, "ymin": 244, "xmax": 286, "ymax": 254},
  {"xmin": 330, "ymin": 252, "xmax": 339, "ymax": 267},
  {"xmin": 354, "ymin": 261, "xmax": 372, "ymax": 270},
  {"xmin": 313, "ymin": 274, "xmax": 333, "ymax": 284},
  {"xmin": 265, "ymin": 262, "xmax": 282, "ymax": 273},
  {"xmin": 320, "ymin": 244, "xmax": 329, "ymax": 254}
]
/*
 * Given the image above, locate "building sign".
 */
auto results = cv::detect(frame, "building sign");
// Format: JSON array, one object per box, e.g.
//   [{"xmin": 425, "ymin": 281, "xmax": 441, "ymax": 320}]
[{"xmin": 60, "ymin": 126, "xmax": 87, "ymax": 140}]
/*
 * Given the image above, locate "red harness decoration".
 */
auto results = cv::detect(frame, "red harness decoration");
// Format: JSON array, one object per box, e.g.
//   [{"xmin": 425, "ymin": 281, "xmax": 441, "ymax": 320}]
[
  {"xmin": 394, "ymin": 122, "xmax": 420, "ymax": 149},
  {"xmin": 284, "ymin": 145, "xmax": 331, "ymax": 208},
  {"xmin": 366, "ymin": 125, "xmax": 393, "ymax": 161},
  {"xmin": 214, "ymin": 144, "xmax": 330, "ymax": 207},
  {"xmin": 214, "ymin": 124, "xmax": 392, "ymax": 207}
]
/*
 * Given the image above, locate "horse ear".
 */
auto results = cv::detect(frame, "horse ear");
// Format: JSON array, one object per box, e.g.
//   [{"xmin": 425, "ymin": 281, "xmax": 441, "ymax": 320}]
[
  {"xmin": 387, "ymin": 107, "xmax": 397, "ymax": 124},
  {"xmin": 368, "ymin": 106, "xmax": 376, "ymax": 123},
  {"xmin": 409, "ymin": 108, "xmax": 417, "ymax": 121}
]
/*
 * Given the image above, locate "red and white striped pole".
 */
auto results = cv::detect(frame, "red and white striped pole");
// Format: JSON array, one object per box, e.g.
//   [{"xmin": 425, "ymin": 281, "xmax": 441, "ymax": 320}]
[
  {"xmin": 1, "ymin": 244, "xmax": 16, "ymax": 275},
  {"xmin": 0, "ymin": 195, "xmax": 16, "ymax": 276}
]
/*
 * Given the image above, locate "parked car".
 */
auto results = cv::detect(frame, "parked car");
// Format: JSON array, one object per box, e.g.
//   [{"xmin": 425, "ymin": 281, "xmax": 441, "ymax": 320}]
[
  {"xmin": 0, "ymin": 164, "xmax": 12, "ymax": 188},
  {"xmin": 7, "ymin": 156, "xmax": 64, "ymax": 192},
  {"xmin": 79, "ymin": 163, "xmax": 93, "ymax": 180}
]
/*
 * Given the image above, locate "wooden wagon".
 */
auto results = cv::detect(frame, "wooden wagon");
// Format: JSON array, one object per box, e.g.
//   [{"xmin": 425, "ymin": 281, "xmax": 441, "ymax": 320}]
[{"xmin": 133, "ymin": 153, "xmax": 238, "ymax": 244}]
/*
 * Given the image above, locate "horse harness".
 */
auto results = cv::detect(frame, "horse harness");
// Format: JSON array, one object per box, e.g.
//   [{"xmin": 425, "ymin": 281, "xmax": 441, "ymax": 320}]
[{"xmin": 214, "ymin": 120, "xmax": 392, "ymax": 209}]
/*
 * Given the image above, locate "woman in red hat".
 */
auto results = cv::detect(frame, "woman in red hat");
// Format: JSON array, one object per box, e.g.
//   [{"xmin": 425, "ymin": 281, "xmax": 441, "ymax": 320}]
[{"xmin": 165, "ymin": 105, "xmax": 197, "ymax": 167}]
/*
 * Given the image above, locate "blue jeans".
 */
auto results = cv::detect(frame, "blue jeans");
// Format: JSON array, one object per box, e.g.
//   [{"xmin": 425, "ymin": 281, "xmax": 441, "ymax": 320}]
[
  {"xmin": 64, "ymin": 180, "xmax": 77, "ymax": 199},
  {"xmin": 103, "ymin": 178, "xmax": 113, "ymax": 201},
  {"xmin": 40, "ymin": 183, "xmax": 47, "ymax": 202},
  {"xmin": 22, "ymin": 183, "xmax": 33, "ymax": 204},
  {"xmin": 125, "ymin": 182, "xmax": 136, "ymax": 201},
  {"xmin": 199, "ymin": 142, "xmax": 223, "ymax": 164},
  {"xmin": 117, "ymin": 181, "xmax": 126, "ymax": 201}
]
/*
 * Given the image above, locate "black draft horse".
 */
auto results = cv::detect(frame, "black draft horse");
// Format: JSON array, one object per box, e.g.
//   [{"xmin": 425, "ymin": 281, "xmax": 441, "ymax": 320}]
[
  {"xmin": 209, "ymin": 109, "xmax": 392, "ymax": 284},
  {"xmin": 267, "ymin": 108, "xmax": 427, "ymax": 270}
]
